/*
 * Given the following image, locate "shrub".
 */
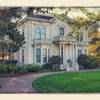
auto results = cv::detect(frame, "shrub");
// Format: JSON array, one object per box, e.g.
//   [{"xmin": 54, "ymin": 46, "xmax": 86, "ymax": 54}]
[
  {"xmin": 16, "ymin": 66, "xmax": 27, "ymax": 73},
  {"xmin": 0, "ymin": 64, "xmax": 17, "ymax": 73},
  {"xmin": 22, "ymin": 64, "xmax": 42, "ymax": 72},
  {"xmin": 77, "ymin": 54, "xmax": 90, "ymax": 69},
  {"xmin": 0, "ymin": 64, "xmax": 6, "ymax": 73},
  {"xmin": 77, "ymin": 54, "xmax": 99, "ymax": 69},
  {"xmin": 48, "ymin": 55, "xmax": 62, "ymax": 70},
  {"xmin": 42, "ymin": 63, "xmax": 53, "ymax": 71},
  {"xmin": 0, "ymin": 64, "xmax": 42, "ymax": 74},
  {"xmin": 6, "ymin": 60, "xmax": 18, "ymax": 65},
  {"xmin": 89, "ymin": 56, "xmax": 99, "ymax": 69},
  {"xmin": 5, "ymin": 64, "xmax": 17, "ymax": 73}
]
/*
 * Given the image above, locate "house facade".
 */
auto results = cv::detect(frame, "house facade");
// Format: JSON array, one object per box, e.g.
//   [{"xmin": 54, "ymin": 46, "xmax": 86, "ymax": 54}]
[{"xmin": 14, "ymin": 14, "xmax": 89, "ymax": 71}]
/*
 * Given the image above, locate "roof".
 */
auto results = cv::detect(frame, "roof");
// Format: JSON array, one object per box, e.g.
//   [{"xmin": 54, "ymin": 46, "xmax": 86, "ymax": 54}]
[
  {"xmin": 18, "ymin": 14, "xmax": 73, "ymax": 27},
  {"xmin": 32, "ymin": 15, "xmax": 55, "ymax": 20}
]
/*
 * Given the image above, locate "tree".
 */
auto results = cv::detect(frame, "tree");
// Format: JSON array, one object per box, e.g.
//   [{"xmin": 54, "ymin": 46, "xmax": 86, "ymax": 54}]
[
  {"xmin": 88, "ymin": 32, "xmax": 100, "ymax": 67},
  {"xmin": 0, "ymin": 8, "xmax": 25, "ymax": 61},
  {"xmin": 0, "ymin": 7, "xmax": 54, "ymax": 61}
]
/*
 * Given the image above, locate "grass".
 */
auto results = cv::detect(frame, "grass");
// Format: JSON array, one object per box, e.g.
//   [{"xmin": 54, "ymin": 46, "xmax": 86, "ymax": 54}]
[{"xmin": 32, "ymin": 70, "xmax": 100, "ymax": 93}]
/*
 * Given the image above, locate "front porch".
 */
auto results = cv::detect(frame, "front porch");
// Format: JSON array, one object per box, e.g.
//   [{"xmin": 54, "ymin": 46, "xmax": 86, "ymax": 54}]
[{"xmin": 53, "ymin": 35, "xmax": 79, "ymax": 71}]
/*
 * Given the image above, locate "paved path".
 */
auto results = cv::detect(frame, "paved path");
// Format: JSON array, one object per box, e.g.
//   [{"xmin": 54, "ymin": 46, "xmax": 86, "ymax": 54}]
[
  {"xmin": 0, "ymin": 71, "xmax": 65, "ymax": 93},
  {"xmin": 0, "ymin": 69, "xmax": 99, "ymax": 93}
]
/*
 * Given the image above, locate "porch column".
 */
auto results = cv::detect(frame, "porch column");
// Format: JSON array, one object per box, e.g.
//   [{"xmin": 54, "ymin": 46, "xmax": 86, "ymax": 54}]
[
  {"xmin": 75, "ymin": 43, "xmax": 78, "ymax": 60},
  {"xmin": 68, "ymin": 45, "xmax": 70, "ymax": 59},
  {"xmin": 75, "ymin": 43, "xmax": 79, "ymax": 70},
  {"xmin": 34, "ymin": 46, "xmax": 36, "ymax": 64},
  {"xmin": 41, "ymin": 46, "xmax": 43, "ymax": 64},
  {"xmin": 47, "ymin": 49, "xmax": 49, "ymax": 63},
  {"xmin": 59, "ymin": 42, "xmax": 62, "ymax": 57},
  {"xmin": 69, "ymin": 45, "xmax": 71, "ymax": 59},
  {"xmin": 72, "ymin": 43, "xmax": 75, "ymax": 64},
  {"xmin": 63, "ymin": 42, "xmax": 64, "ymax": 63},
  {"xmin": 59, "ymin": 42, "xmax": 62, "ymax": 69}
]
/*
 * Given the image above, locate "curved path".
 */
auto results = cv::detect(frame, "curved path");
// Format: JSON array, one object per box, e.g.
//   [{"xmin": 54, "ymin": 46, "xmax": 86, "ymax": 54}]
[{"xmin": 0, "ymin": 71, "xmax": 65, "ymax": 93}]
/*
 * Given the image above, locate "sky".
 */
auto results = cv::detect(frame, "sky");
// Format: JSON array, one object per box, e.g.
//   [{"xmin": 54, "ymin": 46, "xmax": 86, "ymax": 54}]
[{"xmin": 52, "ymin": 7, "xmax": 100, "ymax": 18}]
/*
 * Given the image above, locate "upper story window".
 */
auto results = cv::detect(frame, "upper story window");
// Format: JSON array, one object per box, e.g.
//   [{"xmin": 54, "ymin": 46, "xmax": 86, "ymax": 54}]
[
  {"xmin": 77, "ymin": 34, "xmax": 83, "ymax": 41},
  {"xmin": 60, "ymin": 28, "xmax": 64, "ymax": 36},
  {"xmin": 35, "ymin": 27, "xmax": 46, "ymax": 39}
]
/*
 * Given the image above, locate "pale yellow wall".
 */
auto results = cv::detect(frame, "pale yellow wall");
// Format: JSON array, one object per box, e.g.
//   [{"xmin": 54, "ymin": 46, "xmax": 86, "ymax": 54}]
[{"xmin": 14, "ymin": 16, "xmax": 88, "ymax": 65}]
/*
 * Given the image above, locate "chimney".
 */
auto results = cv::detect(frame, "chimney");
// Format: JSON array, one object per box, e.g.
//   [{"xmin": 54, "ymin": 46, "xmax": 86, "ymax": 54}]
[{"xmin": 27, "ymin": 8, "xmax": 33, "ymax": 17}]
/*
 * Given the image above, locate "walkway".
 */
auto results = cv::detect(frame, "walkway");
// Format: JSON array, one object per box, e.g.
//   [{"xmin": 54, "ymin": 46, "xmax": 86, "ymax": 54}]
[{"xmin": 0, "ymin": 71, "xmax": 64, "ymax": 93}]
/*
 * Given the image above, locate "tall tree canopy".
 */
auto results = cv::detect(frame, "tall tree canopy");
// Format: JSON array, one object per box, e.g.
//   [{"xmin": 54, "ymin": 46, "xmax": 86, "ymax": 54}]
[{"xmin": 0, "ymin": 7, "xmax": 54, "ymax": 61}]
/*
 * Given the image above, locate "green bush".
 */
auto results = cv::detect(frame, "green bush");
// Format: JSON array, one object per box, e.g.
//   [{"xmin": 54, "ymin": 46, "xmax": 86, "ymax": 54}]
[
  {"xmin": 15, "ymin": 66, "xmax": 27, "ymax": 73},
  {"xmin": 77, "ymin": 54, "xmax": 90, "ymax": 69},
  {"xmin": 22, "ymin": 64, "xmax": 42, "ymax": 72},
  {"xmin": 5, "ymin": 64, "xmax": 17, "ymax": 73},
  {"xmin": 48, "ymin": 55, "xmax": 62, "ymax": 70},
  {"xmin": 89, "ymin": 56, "xmax": 99, "ymax": 69},
  {"xmin": 0, "ymin": 64, "xmax": 17, "ymax": 73},
  {"xmin": 77, "ymin": 54, "xmax": 99, "ymax": 69},
  {"xmin": 0, "ymin": 64, "xmax": 42, "ymax": 74},
  {"xmin": 42, "ymin": 63, "xmax": 53, "ymax": 71},
  {"xmin": 0, "ymin": 64, "xmax": 6, "ymax": 73}
]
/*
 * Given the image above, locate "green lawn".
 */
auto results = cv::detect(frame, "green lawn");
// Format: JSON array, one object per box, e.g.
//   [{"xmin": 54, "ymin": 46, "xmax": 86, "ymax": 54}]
[{"xmin": 32, "ymin": 70, "xmax": 100, "ymax": 93}]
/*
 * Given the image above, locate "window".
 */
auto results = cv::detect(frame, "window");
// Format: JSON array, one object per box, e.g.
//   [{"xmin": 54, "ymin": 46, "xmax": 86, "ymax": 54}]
[
  {"xmin": 43, "ymin": 48, "xmax": 47, "ymax": 63},
  {"xmin": 35, "ymin": 27, "xmax": 46, "ymax": 39},
  {"xmin": 36, "ymin": 27, "xmax": 41, "ymax": 39},
  {"xmin": 36, "ymin": 48, "xmax": 41, "ymax": 63},
  {"xmin": 78, "ymin": 49, "xmax": 82, "ymax": 56},
  {"xmin": 60, "ymin": 28, "xmax": 64, "ymax": 36},
  {"xmin": 41, "ymin": 27, "xmax": 46, "ymax": 39},
  {"xmin": 77, "ymin": 34, "xmax": 83, "ymax": 41}
]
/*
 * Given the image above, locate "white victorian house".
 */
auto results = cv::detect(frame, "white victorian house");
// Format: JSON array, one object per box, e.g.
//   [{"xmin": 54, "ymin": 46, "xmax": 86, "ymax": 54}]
[{"xmin": 14, "ymin": 14, "xmax": 89, "ymax": 71}]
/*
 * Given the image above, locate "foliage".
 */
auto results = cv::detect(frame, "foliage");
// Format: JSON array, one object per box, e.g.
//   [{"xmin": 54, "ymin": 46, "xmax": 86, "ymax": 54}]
[
  {"xmin": 88, "ymin": 32, "xmax": 100, "ymax": 67},
  {"xmin": 89, "ymin": 56, "xmax": 99, "ymax": 69},
  {"xmin": 42, "ymin": 63, "xmax": 53, "ymax": 71},
  {"xmin": 22, "ymin": 64, "xmax": 42, "ymax": 72},
  {"xmin": 77, "ymin": 54, "xmax": 90, "ymax": 69},
  {"xmin": 6, "ymin": 60, "xmax": 18, "ymax": 65},
  {"xmin": 0, "ymin": 64, "xmax": 17, "ymax": 73},
  {"xmin": 0, "ymin": 64, "xmax": 42, "ymax": 74},
  {"xmin": 0, "ymin": 8, "xmax": 25, "ymax": 61},
  {"xmin": 49, "ymin": 55, "xmax": 62, "ymax": 65},
  {"xmin": 77, "ymin": 54, "xmax": 99, "ymax": 69},
  {"xmin": 48, "ymin": 55, "xmax": 62, "ymax": 69}
]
